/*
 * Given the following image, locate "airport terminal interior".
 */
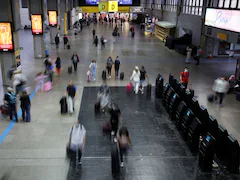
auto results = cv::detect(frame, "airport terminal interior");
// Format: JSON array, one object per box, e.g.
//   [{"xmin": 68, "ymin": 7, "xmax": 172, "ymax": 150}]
[{"xmin": 0, "ymin": 0, "xmax": 240, "ymax": 180}]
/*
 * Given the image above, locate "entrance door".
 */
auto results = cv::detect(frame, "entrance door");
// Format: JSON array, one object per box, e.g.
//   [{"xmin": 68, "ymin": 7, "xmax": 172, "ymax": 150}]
[{"xmin": 218, "ymin": 40, "xmax": 230, "ymax": 55}]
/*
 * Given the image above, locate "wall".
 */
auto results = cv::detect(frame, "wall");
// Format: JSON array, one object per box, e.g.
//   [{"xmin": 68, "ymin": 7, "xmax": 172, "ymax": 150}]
[
  {"xmin": 152, "ymin": 9, "xmax": 162, "ymax": 19},
  {"xmin": 162, "ymin": 11, "xmax": 176, "ymax": 24},
  {"xmin": 177, "ymin": 13, "xmax": 202, "ymax": 46},
  {"xmin": 20, "ymin": 8, "xmax": 31, "ymax": 28}
]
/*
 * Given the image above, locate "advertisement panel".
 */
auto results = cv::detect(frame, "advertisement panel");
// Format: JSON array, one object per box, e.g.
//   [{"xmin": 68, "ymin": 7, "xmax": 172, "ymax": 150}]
[
  {"xmin": 0, "ymin": 22, "xmax": 14, "ymax": 52},
  {"xmin": 31, "ymin": 15, "xmax": 43, "ymax": 35},
  {"xmin": 108, "ymin": 1, "xmax": 118, "ymax": 12},
  {"xmin": 205, "ymin": 8, "xmax": 240, "ymax": 33},
  {"xmin": 86, "ymin": 0, "xmax": 132, "ymax": 5},
  {"xmin": 15, "ymin": 49, "xmax": 21, "ymax": 71},
  {"xmin": 48, "ymin": 11, "xmax": 57, "ymax": 26},
  {"xmin": 98, "ymin": 2, "xmax": 108, "ymax": 12}
]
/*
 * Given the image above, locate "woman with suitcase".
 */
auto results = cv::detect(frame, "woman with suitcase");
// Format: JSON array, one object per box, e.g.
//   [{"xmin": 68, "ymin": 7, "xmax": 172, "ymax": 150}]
[{"xmin": 89, "ymin": 60, "xmax": 97, "ymax": 81}]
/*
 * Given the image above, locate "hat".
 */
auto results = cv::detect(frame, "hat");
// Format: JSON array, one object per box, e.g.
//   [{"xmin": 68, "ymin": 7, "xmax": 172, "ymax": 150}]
[
  {"xmin": 7, "ymin": 87, "xmax": 13, "ymax": 92},
  {"xmin": 135, "ymin": 66, "xmax": 139, "ymax": 70}
]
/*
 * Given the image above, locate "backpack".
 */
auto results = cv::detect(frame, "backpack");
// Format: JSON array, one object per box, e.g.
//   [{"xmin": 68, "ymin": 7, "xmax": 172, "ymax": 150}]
[
  {"xmin": 7, "ymin": 92, "xmax": 16, "ymax": 104},
  {"xmin": 107, "ymin": 59, "xmax": 113, "ymax": 67},
  {"xmin": 120, "ymin": 135, "xmax": 129, "ymax": 150}
]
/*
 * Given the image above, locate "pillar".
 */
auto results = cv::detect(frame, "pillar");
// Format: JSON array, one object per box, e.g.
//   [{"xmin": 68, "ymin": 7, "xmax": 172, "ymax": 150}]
[
  {"xmin": 0, "ymin": 0, "xmax": 21, "ymax": 86},
  {"xmin": 29, "ymin": 0, "xmax": 46, "ymax": 58},
  {"xmin": 60, "ymin": 0, "xmax": 67, "ymax": 35},
  {"xmin": 47, "ymin": 0, "xmax": 58, "ymax": 43}
]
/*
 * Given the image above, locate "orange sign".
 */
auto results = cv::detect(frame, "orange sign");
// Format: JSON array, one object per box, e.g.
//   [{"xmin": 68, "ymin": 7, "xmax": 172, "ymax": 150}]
[
  {"xmin": 31, "ymin": 14, "xmax": 43, "ymax": 35},
  {"xmin": 0, "ymin": 23, "xmax": 13, "ymax": 51},
  {"xmin": 48, "ymin": 11, "xmax": 57, "ymax": 26}
]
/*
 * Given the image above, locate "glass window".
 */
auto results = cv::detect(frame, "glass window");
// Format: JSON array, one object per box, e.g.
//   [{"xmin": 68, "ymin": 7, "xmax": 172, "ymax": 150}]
[
  {"xmin": 231, "ymin": 0, "xmax": 237, "ymax": 8},
  {"xmin": 218, "ymin": 0, "xmax": 224, "ymax": 7},
  {"xmin": 192, "ymin": 7, "xmax": 195, "ymax": 14},
  {"xmin": 224, "ymin": 0, "xmax": 230, "ymax": 8},
  {"xmin": 198, "ymin": 7, "xmax": 202, "ymax": 15},
  {"xmin": 189, "ymin": 0, "xmax": 192, "ymax": 6},
  {"xmin": 238, "ymin": 0, "xmax": 240, "ymax": 8},
  {"xmin": 199, "ymin": 0, "xmax": 203, "ymax": 6},
  {"xmin": 192, "ymin": 0, "xmax": 196, "ymax": 6},
  {"xmin": 195, "ymin": 7, "xmax": 199, "ymax": 15}
]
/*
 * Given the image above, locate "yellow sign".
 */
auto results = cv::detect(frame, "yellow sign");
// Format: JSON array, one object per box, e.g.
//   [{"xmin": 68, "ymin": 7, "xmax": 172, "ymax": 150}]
[
  {"xmin": 80, "ymin": 6, "xmax": 99, "ymax": 13},
  {"xmin": 64, "ymin": 13, "xmax": 68, "ymax": 34},
  {"xmin": 217, "ymin": 32, "xmax": 227, "ymax": 41},
  {"xmin": 108, "ymin": 1, "xmax": 118, "ymax": 12},
  {"xmin": 98, "ymin": 2, "xmax": 108, "ymax": 12},
  {"xmin": 118, "ymin": 6, "xmax": 130, "ymax": 13}
]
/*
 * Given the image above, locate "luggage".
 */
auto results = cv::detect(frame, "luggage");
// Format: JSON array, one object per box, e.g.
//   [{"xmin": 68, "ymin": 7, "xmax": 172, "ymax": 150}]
[
  {"xmin": 111, "ymin": 144, "xmax": 120, "ymax": 175},
  {"xmin": 102, "ymin": 121, "xmax": 112, "ymax": 133},
  {"xmin": 236, "ymin": 93, "xmax": 240, "ymax": 101},
  {"xmin": 67, "ymin": 44, "xmax": 70, "ymax": 49},
  {"xmin": 120, "ymin": 72, "xmax": 124, "ymax": 80},
  {"xmin": 60, "ymin": 96, "xmax": 68, "ymax": 114},
  {"xmin": 102, "ymin": 70, "xmax": 107, "ymax": 80},
  {"xmin": 207, "ymin": 94, "xmax": 216, "ymax": 103},
  {"xmin": 126, "ymin": 83, "xmax": 132, "ymax": 92},
  {"xmin": 68, "ymin": 66, "xmax": 72, "ymax": 74},
  {"xmin": 44, "ymin": 81, "xmax": 52, "ymax": 92},
  {"xmin": 117, "ymin": 33, "xmax": 120, "ymax": 36},
  {"xmin": 112, "ymin": 32, "xmax": 117, "ymax": 36},
  {"xmin": 0, "ymin": 104, "xmax": 9, "ymax": 116},
  {"xmin": 95, "ymin": 102, "xmax": 100, "ymax": 113}
]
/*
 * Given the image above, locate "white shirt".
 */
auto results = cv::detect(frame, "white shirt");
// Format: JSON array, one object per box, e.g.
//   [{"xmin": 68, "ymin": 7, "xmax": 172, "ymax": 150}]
[
  {"xmin": 130, "ymin": 70, "xmax": 140, "ymax": 82},
  {"xmin": 212, "ymin": 79, "xmax": 229, "ymax": 93},
  {"xmin": 69, "ymin": 124, "xmax": 86, "ymax": 151}
]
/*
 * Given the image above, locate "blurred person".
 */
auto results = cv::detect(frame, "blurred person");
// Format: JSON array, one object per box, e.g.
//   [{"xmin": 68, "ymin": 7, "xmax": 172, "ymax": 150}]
[
  {"xmin": 46, "ymin": 62, "xmax": 54, "ymax": 83},
  {"xmin": 185, "ymin": 45, "xmax": 192, "ymax": 64},
  {"xmin": 93, "ymin": 36, "xmax": 98, "ymax": 47},
  {"xmin": 109, "ymin": 103, "xmax": 121, "ymax": 136},
  {"xmin": 66, "ymin": 80, "xmax": 77, "ymax": 115},
  {"xmin": 55, "ymin": 57, "xmax": 61, "ymax": 75},
  {"xmin": 106, "ymin": 57, "xmax": 113, "ymax": 78},
  {"xmin": 55, "ymin": 33, "xmax": 60, "ymax": 49},
  {"xmin": 4, "ymin": 87, "xmax": 18, "ymax": 122},
  {"xmin": 114, "ymin": 56, "xmax": 121, "ymax": 79},
  {"xmin": 139, "ymin": 66, "xmax": 148, "ymax": 94},
  {"xmin": 89, "ymin": 60, "xmax": 97, "ymax": 81},
  {"xmin": 63, "ymin": 34, "xmax": 69, "ymax": 49},
  {"xmin": 117, "ymin": 127, "xmax": 131, "ymax": 167},
  {"xmin": 97, "ymin": 83, "xmax": 111, "ymax": 111},
  {"xmin": 12, "ymin": 73, "xmax": 27, "ymax": 95},
  {"xmin": 67, "ymin": 119, "xmax": 86, "ymax": 165},
  {"xmin": 130, "ymin": 66, "xmax": 141, "ymax": 94},
  {"xmin": 195, "ymin": 46, "xmax": 201, "ymax": 65},
  {"xmin": 100, "ymin": 35, "xmax": 105, "ymax": 49},
  {"xmin": 71, "ymin": 52, "xmax": 80, "ymax": 72},
  {"xmin": 20, "ymin": 90, "xmax": 31, "ymax": 122},
  {"xmin": 212, "ymin": 77, "xmax": 229, "ymax": 107},
  {"xmin": 92, "ymin": 28, "xmax": 96, "ymax": 39},
  {"xmin": 35, "ymin": 72, "xmax": 47, "ymax": 92},
  {"xmin": 180, "ymin": 67, "xmax": 190, "ymax": 89}
]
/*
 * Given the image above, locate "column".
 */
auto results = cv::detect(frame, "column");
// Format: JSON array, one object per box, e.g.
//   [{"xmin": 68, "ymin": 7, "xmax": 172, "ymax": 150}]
[
  {"xmin": 60, "ymin": 0, "xmax": 67, "ymax": 35},
  {"xmin": 47, "ymin": 0, "xmax": 58, "ymax": 43},
  {"xmin": 29, "ymin": 0, "xmax": 46, "ymax": 58},
  {"xmin": 0, "ymin": 0, "xmax": 21, "ymax": 86}
]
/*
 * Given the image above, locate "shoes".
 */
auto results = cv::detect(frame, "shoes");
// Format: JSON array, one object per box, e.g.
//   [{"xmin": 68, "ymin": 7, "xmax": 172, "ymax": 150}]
[{"xmin": 120, "ymin": 162, "xmax": 124, "ymax": 167}]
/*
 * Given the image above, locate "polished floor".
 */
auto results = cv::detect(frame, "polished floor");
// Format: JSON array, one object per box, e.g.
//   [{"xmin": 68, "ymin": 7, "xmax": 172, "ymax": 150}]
[{"xmin": 0, "ymin": 21, "xmax": 239, "ymax": 179}]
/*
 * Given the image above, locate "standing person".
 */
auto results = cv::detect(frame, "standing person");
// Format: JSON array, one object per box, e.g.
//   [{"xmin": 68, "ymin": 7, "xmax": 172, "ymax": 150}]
[
  {"xmin": 80, "ymin": 23, "xmax": 83, "ymax": 32},
  {"xmin": 46, "ymin": 62, "xmax": 54, "ymax": 83},
  {"xmin": 92, "ymin": 28, "xmax": 96, "ymax": 39},
  {"xmin": 55, "ymin": 57, "xmax": 61, "ymax": 75},
  {"xmin": 35, "ymin": 72, "xmax": 47, "ymax": 92},
  {"xmin": 100, "ymin": 35, "xmax": 105, "ymax": 49},
  {"xmin": 71, "ymin": 53, "xmax": 80, "ymax": 72},
  {"xmin": 212, "ymin": 77, "xmax": 229, "ymax": 107},
  {"xmin": 117, "ymin": 127, "xmax": 131, "ymax": 167},
  {"xmin": 106, "ymin": 57, "xmax": 113, "ymax": 78},
  {"xmin": 89, "ymin": 60, "xmax": 97, "ymax": 81},
  {"xmin": 20, "ymin": 90, "xmax": 31, "ymax": 122},
  {"xmin": 109, "ymin": 103, "xmax": 122, "ymax": 137},
  {"xmin": 195, "ymin": 46, "xmax": 201, "ymax": 65},
  {"xmin": 130, "ymin": 66, "xmax": 141, "ymax": 94},
  {"xmin": 140, "ymin": 66, "xmax": 148, "ymax": 94},
  {"xmin": 67, "ymin": 119, "xmax": 86, "ymax": 165},
  {"xmin": 55, "ymin": 34, "xmax": 60, "ymax": 49},
  {"xmin": 93, "ymin": 36, "xmax": 98, "ymax": 47},
  {"xmin": 185, "ymin": 45, "xmax": 192, "ymax": 64},
  {"xmin": 63, "ymin": 34, "xmax": 69, "ymax": 49},
  {"xmin": 180, "ymin": 67, "xmax": 190, "ymax": 89},
  {"xmin": 66, "ymin": 80, "xmax": 77, "ymax": 115},
  {"xmin": 114, "ymin": 56, "xmax": 121, "ymax": 79},
  {"xmin": 4, "ymin": 87, "xmax": 18, "ymax": 122}
]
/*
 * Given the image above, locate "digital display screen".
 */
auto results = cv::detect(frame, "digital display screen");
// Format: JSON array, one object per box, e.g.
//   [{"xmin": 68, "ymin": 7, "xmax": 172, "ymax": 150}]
[
  {"xmin": 0, "ymin": 23, "xmax": 14, "ymax": 52},
  {"xmin": 206, "ymin": 135, "xmax": 211, "ymax": 142},
  {"xmin": 31, "ymin": 15, "xmax": 43, "ymax": 35},
  {"xmin": 187, "ymin": 110, "xmax": 190, "ymax": 116},
  {"xmin": 48, "ymin": 11, "xmax": 57, "ymax": 26},
  {"xmin": 86, "ymin": 0, "xmax": 132, "ymax": 5},
  {"xmin": 173, "ymin": 94, "xmax": 177, "ymax": 99},
  {"xmin": 205, "ymin": 8, "xmax": 240, "ymax": 33}
]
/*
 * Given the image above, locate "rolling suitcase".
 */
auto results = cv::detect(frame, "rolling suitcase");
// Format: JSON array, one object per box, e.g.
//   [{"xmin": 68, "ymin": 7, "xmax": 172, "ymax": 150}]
[
  {"xmin": 120, "ymin": 72, "xmax": 124, "ymax": 80},
  {"xmin": 95, "ymin": 101, "xmax": 100, "ymax": 113},
  {"xmin": 68, "ymin": 66, "xmax": 72, "ymax": 74},
  {"xmin": 44, "ymin": 81, "xmax": 52, "ymax": 92},
  {"xmin": 102, "ymin": 70, "xmax": 107, "ymax": 80},
  {"xmin": 126, "ymin": 83, "xmax": 132, "ymax": 92},
  {"xmin": 60, "ymin": 96, "xmax": 68, "ymax": 114},
  {"xmin": 67, "ymin": 44, "xmax": 70, "ymax": 49},
  {"xmin": 111, "ymin": 144, "xmax": 120, "ymax": 175}
]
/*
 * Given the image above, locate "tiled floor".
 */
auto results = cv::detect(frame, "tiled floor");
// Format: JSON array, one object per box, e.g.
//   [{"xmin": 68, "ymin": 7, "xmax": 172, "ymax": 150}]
[{"xmin": 0, "ymin": 21, "xmax": 239, "ymax": 179}]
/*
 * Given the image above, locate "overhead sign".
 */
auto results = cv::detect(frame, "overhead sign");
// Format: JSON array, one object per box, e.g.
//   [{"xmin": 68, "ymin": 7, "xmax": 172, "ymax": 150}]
[
  {"xmin": 48, "ymin": 11, "xmax": 57, "ymax": 26},
  {"xmin": 31, "ymin": 14, "xmax": 43, "ymax": 35},
  {"xmin": 0, "ymin": 22, "xmax": 14, "ymax": 52},
  {"xmin": 130, "ymin": 7, "xmax": 144, "ymax": 13},
  {"xmin": 108, "ymin": 1, "xmax": 118, "ymax": 12},
  {"xmin": 217, "ymin": 32, "xmax": 227, "ymax": 41},
  {"xmin": 15, "ymin": 48, "xmax": 21, "ymax": 71},
  {"xmin": 98, "ymin": 2, "xmax": 108, "ymax": 12},
  {"xmin": 205, "ymin": 8, "xmax": 240, "ymax": 33}
]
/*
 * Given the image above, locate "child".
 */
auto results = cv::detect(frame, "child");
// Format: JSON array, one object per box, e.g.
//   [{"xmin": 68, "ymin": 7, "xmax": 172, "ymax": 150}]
[
  {"xmin": 87, "ymin": 70, "xmax": 91, "ymax": 82},
  {"xmin": 35, "ymin": 72, "xmax": 47, "ymax": 92}
]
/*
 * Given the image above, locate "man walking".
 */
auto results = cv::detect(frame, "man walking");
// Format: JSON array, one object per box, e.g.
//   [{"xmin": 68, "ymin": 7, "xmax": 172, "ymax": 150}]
[
  {"xmin": 92, "ymin": 28, "xmax": 96, "ymax": 39},
  {"xmin": 66, "ymin": 80, "xmax": 76, "ymax": 115},
  {"xmin": 114, "ymin": 56, "xmax": 121, "ymax": 79},
  {"xmin": 4, "ymin": 87, "xmax": 18, "ymax": 122},
  {"xmin": 180, "ymin": 67, "xmax": 190, "ymax": 89}
]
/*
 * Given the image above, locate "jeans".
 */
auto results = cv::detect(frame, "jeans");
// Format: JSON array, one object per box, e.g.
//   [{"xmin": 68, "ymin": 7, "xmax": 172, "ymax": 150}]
[
  {"xmin": 217, "ymin": 92, "xmax": 224, "ymax": 104},
  {"xmin": 119, "ymin": 146, "xmax": 127, "ymax": 163},
  {"xmin": 73, "ymin": 63, "xmax": 78, "ymax": 71},
  {"xmin": 92, "ymin": 71, "xmax": 96, "ymax": 80},
  {"xmin": 107, "ymin": 67, "xmax": 112, "ymax": 76},
  {"xmin": 9, "ymin": 103, "xmax": 18, "ymax": 122},
  {"xmin": 115, "ymin": 69, "xmax": 119, "ymax": 78},
  {"xmin": 68, "ymin": 96, "xmax": 75, "ymax": 113},
  {"xmin": 49, "ymin": 72, "xmax": 53, "ymax": 83},
  {"xmin": 22, "ymin": 106, "xmax": 30, "ymax": 122}
]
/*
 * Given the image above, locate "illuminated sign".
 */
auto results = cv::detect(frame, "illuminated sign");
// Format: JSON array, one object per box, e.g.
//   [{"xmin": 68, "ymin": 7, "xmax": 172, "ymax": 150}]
[
  {"xmin": 0, "ymin": 23, "xmax": 14, "ymax": 52},
  {"xmin": 205, "ymin": 8, "xmax": 240, "ymax": 33},
  {"xmin": 108, "ymin": 1, "xmax": 118, "ymax": 12},
  {"xmin": 31, "ymin": 14, "xmax": 43, "ymax": 35},
  {"xmin": 98, "ymin": 2, "xmax": 108, "ymax": 12},
  {"xmin": 48, "ymin": 11, "xmax": 57, "ymax": 26}
]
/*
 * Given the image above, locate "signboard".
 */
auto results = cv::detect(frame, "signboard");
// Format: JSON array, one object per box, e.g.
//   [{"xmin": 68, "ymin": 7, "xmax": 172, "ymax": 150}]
[
  {"xmin": 48, "ymin": 11, "xmax": 57, "ymax": 26},
  {"xmin": 217, "ymin": 32, "xmax": 227, "ymax": 41},
  {"xmin": 86, "ymin": 0, "xmax": 132, "ymax": 5},
  {"xmin": 31, "ymin": 15, "xmax": 43, "ymax": 35},
  {"xmin": 15, "ymin": 49, "xmax": 21, "ymax": 71},
  {"xmin": 108, "ymin": 1, "xmax": 118, "ymax": 12},
  {"xmin": 0, "ymin": 22, "xmax": 14, "ymax": 52},
  {"xmin": 98, "ymin": 2, "xmax": 108, "ymax": 12},
  {"xmin": 205, "ymin": 8, "xmax": 240, "ymax": 33},
  {"xmin": 130, "ymin": 7, "xmax": 143, "ymax": 13}
]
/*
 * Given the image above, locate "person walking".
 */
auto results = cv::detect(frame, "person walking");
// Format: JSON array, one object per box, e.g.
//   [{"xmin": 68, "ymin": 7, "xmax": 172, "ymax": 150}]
[
  {"xmin": 93, "ymin": 36, "xmax": 98, "ymax": 47},
  {"xmin": 89, "ymin": 60, "xmax": 97, "ymax": 81},
  {"xmin": 109, "ymin": 103, "xmax": 122, "ymax": 137},
  {"xmin": 140, "ymin": 66, "xmax": 148, "ymax": 94},
  {"xmin": 92, "ymin": 28, "xmax": 96, "ymax": 39},
  {"xmin": 66, "ymin": 80, "xmax": 77, "ymax": 115},
  {"xmin": 55, "ymin": 57, "xmax": 61, "ymax": 75},
  {"xmin": 4, "ymin": 87, "xmax": 18, "ymax": 122},
  {"xmin": 212, "ymin": 77, "xmax": 229, "ymax": 107},
  {"xmin": 180, "ymin": 67, "xmax": 190, "ymax": 89},
  {"xmin": 100, "ymin": 35, "xmax": 105, "ymax": 49},
  {"xmin": 46, "ymin": 62, "xmax": 54, "ymax": 83},
  {"xmin": 185, "ymin": 45, "xmax": 192, "ymax": 64},
  {"xmin": 55, "ymin": 33, "xmax": 60, "ymax": 49},
  {"xmin": 71, "ymin": 53, "xmax": 80, "ymax": 72},
  {"xmin": 114, "ymin": 56, "xmax": 121, "ymax": 79},
  {"xmin": 106, "ymin": 57, "xmax": 113, "ymax": 79},
  {"xmin": 20, "ymin": 90, "xmax": 31, "ymax": 122},
  {"xmin": 130, "ymin": 66, "xmax": 141, "ymax": 94},
  {"xmin": 195, "ymin": 46, "xmax": 201, "ymax": 65},
  {"xmin": 63, "ymin": 34, "xmax": 69, "ymax": 49},
  {"xmin": 67, "ymin": 119, "xmax": 86, "ymax": 165}
]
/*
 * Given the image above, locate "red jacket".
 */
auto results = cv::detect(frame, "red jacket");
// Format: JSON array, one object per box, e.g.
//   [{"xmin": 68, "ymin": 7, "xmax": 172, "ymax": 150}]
[{"xmin": 180, "ymin": 71, "xmax": 189, "ymax": 83}]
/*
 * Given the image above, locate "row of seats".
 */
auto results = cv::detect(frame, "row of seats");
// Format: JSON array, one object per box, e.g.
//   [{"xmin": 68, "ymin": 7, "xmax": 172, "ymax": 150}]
[{"xmin": 155, "ymin": 74, "xmax": 240, "ymax": 174}]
